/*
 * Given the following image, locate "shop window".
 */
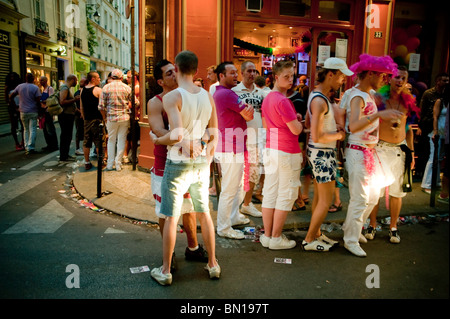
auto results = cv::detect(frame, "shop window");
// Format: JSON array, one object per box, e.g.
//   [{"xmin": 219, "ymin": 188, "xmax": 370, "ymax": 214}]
[
  {"xmin": 144, "ymin": 0, "xmax": 164, "ymax": 114},
  {"xmin": 318, "ymin": 1, "xmax": 351, "ymax": 22},
  {"xmin": 280, "ymin": 0, "xmax": 311, "ymax": 17}
]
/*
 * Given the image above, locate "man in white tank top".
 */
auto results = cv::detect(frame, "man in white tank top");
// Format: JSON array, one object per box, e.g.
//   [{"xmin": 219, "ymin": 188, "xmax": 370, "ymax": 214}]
[
  {"xmin": 149, "ymin": 51, "xmax": 220, "ymax": 285},
  {"xmin": 342, "ymin": 54, "xmax": 403, "ymax": 257},
  {"xmin": 301, "ymin": 58, "xmax": 350, "ymax": 252}
]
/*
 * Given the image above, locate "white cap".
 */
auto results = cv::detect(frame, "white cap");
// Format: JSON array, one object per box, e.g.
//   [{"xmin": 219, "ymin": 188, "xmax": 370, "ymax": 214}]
[
  {"xmin": 323, "ymin": 58, "xmax": 353, "ymax": 76},
  {"xmin": 111, "ymin": 69, "xmax": 123, "ymax": 79}
]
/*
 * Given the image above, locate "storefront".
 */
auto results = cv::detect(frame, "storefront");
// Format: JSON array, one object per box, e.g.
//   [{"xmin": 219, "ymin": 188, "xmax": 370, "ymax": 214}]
[
  {"xmin": 136, "ymin": 0, "xmax": 449, "ymax": 170},
  {"xmin": 0, "ymin": 2, "xmax": 26, "ymax": 124}
]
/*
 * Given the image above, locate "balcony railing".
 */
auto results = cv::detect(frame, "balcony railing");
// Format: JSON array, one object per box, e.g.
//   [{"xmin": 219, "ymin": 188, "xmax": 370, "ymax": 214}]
[
  {"xmin": 57, "ymin": 28, "xmax": 68, "ymax": 42},
  {"xmin": 73, "ymin": 37, "xmax": 82, "ymax": 49},
  {"xmin": 34, "ymin": 18, "xmax": 49, "ymax": 37}
]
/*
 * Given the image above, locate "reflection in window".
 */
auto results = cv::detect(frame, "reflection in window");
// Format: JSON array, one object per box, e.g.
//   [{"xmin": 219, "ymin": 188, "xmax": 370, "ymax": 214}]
[
  {"xmin": 280, "ymin": 0, "xmax": 311, "ymax": 17},
  {"xmin": 318, "ymin": 1, "xmax": 351, "ymax": 21}
]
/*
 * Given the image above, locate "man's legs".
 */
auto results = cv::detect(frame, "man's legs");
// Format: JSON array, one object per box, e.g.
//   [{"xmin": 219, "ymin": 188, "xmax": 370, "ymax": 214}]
[
  {"xmin": 115, "ymin": 121, "xmax": 130, "ymax": 169},
  {"xmin": 216, "ymin": 153, "xmax": 245, "ymax": 235},
  {"xmin": 106, "ymin": 121, "xmax": 118, "ymax": 169}
]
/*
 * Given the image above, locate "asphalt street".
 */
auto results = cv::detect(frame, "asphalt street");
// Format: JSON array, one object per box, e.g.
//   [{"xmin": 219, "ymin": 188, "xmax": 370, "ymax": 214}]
[{"xmin": 0, "ymin": 124, "xmax": 448, "ymax": 312}]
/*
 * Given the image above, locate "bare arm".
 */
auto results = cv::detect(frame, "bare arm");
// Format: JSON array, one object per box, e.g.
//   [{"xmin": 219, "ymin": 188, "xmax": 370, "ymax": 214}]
[
  {"xmin": 348, "ymin": 96, "xmax": 404, "ymax": 134},
  {"xmin": 204, "ymin": 93, "xmax": 219, "ymax": 163},
  {"xmin": 153, "ymin": 91, "xmax": 184, "ymax": 146},
  {"xmin": 147, "ymin": 97, "xmax": 169, "ymax": 138},
  {"xmin": 240, "ymin": 104, "xmax": 254, "ymax": 121}
]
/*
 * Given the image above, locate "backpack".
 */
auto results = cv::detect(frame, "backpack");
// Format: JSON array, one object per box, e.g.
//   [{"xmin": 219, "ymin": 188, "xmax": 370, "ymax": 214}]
[{"xmin": 46, "ymin": 89, "xmax": 63, "ymax": 116}]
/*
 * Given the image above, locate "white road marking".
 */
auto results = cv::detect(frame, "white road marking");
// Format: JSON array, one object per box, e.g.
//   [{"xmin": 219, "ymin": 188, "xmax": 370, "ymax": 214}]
[
  {"xmin": 104, "ymin": 227, "xmax": 127, "ymax": 234},
  {"xmin": 0, "ymin": 171, "xmax": 58, "ymax": 207},
  {"xmin": 18, "ymin": 151, "xmax": 59, "ymax": 170},
  {"xmin": 2, "ymin": 199, "xmax": 74, "ymax": 234}
]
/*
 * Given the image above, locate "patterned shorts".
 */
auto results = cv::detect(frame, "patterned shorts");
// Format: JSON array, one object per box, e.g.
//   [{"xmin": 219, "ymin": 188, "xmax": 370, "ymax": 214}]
[{"xmin": 307, "ymin": 145, "xmax": 337, "ymax": 184}]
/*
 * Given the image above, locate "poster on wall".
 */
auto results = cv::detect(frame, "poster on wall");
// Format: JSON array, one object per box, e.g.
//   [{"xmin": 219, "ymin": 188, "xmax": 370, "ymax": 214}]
[
  {"xmin": 318, "ymin": 45, "xmax": 330, "ymax": 64},
  {"xmin": 408, "ymin": 53, "xmax": 420, "ymax": 71},
  {"xmin": 335, "ymin": 39, "xmax": 348, "ymax": 60},
  {"xmin": 298, "ymin": 62, "xmax": 307, "ymax": 75}
]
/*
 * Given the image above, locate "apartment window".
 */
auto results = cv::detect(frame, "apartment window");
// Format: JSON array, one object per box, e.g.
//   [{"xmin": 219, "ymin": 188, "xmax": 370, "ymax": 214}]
[
  {"xmin": 280, "ymin": 0, "xmax": 311, "ymax": 17},
  {"xmin": 318, "ymin": 1, "xmax": 351, "ymax": 21}
]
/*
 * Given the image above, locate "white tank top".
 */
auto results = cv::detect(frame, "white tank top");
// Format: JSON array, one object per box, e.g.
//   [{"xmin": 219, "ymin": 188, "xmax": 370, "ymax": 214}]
[
  {"xmin": 307, "ymin": 91, "xmax": 337, "ymax": 149},
  {"xmin": 167, "ymin": 87, "xmax": 212, "ymax": 161},
  {"xmin": 345, "ymin": 89, "xmax": 379, "ymax": 145}
]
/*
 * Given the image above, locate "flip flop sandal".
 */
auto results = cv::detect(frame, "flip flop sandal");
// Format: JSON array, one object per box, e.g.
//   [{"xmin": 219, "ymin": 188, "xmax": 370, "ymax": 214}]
[
  {"xmin": 328, "ymin": 203, "xmax": 343, "ymax": 213},
  {"xmin": 292, "ymin": 201, "xmax": 306, "ymax": 211}
]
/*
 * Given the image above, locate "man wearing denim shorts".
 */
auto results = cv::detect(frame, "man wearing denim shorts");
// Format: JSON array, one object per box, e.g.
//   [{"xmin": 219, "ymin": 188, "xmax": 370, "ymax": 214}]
[
  {"xmin": 148, "ymin": 59, "xmax": 208, "ymax": 272},
  {"xmin": 149, "ymin": 51, "xmax": 220, "ymax": 286}
]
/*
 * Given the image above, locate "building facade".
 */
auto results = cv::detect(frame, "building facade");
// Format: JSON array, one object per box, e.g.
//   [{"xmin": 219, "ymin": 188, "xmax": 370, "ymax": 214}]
[
  {"xmin": 136, "ymin": 0, "xmax": 449, "ymax": 170},
  {"xmin": 1, "ymin": 0, "xmax": 138, "ymax": 124}
]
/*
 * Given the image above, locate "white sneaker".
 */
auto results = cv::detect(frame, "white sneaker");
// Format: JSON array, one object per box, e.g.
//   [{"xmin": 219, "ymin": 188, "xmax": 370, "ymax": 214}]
[
  {"xmin": 150, "ymin": 266, "xmax": 172, "ymax": 285},
  {"xmin": 240, "ymin": 203, "xmax": 262, "ymax": 217},
  {"xmin": 389, "ymin": 228, "xmax": 401, "ymax": 244},
  {"xmin": 269, "ymin": 234, "xmax": 296, "ymax": 250},
  {"xmin": 115, "ymin": 163, "xmax": 122, "ymax": 172},
  {"xmin": 317, "ymin": 234, "xmax": 339, "ymax": 247},
  {"xmin": 204, "ymin": 262, "xmax": 221, "ymax": 279},
  {"xmin": 302, "ymin": 239, "xmax": 332, "ymax": 251},
  {"xmin": 260, "ymin": 234, "xmax": 270, "ymax": 248},
  {"xmin": 75, "ymin": 148, "xmax": 84, "ymax": 155},
  {"xmin": 344, "ymin": 243, "xmax": 367, "ymax": 257},
  {"xmin": 359, "ymin": 233, "xmax": 367, "ymax": 244},
  {"xmin": 231, "ymin": 214, "xmax": 250, "ymax": 226},
  {"xmin": 217, "ymin": 228, "xmax": 245, "ymax": 240}
]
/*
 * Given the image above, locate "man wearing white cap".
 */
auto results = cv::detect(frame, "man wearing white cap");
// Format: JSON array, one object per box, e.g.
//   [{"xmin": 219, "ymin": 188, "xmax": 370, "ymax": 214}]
[
  {"xmin": 99, "ymin": 69, "xmax": 137, "ymax": 171},
  {"xmin": 301, "ymin": 58, "xmax": 351, "ymax": 252}
]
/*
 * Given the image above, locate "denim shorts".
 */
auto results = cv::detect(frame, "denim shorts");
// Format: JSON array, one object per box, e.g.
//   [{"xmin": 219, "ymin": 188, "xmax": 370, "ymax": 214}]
[{"xmin": 160, "ymin": 157, "xmax": 210, "ymax": 217}]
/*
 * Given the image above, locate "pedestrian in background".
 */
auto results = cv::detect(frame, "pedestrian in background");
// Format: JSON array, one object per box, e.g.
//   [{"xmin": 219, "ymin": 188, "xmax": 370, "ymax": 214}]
[
  {"xmin": 5, "ymin": 72, "xmax": 24, "ymax": 151},
  {"xmin": 260, "ymin": 60, "xmax": 303, "ymax": 250},
  {"xmin": 9, "ymin": 73, "xmax": 41, "ymax": 155},
  {"xmin": 39, "ymin": 76, "xmax": 58, "ymax": 152},
  {"xmin": 99, "ymin": 69, "xmax": 135, "ymax": 171},
  {"xmin": 80, "ymin": 71, "xmax": 105, "ymax": 171},
  {"xmin": 74, "ymin": 78, "xmax": 86, "ymax": 156},
  {"xmin": 58, "ymin": 74, "xmax": 79, "ymax": 161}
]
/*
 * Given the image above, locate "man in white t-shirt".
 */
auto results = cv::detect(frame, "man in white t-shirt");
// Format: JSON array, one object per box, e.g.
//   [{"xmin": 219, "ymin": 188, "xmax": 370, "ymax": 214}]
[
  {"xmin": 207, "ymin": 65, "xmax": 219, "ymax": 95},
  {"xmin": 232, "ymin": 61, "xmax": 264, "ymax": 218}
]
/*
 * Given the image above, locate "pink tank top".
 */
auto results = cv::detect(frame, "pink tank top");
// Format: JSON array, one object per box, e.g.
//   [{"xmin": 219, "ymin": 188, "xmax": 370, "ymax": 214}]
[{"xmin": 152, "ymin": 95, "xmax": 169, "ymax": 176}]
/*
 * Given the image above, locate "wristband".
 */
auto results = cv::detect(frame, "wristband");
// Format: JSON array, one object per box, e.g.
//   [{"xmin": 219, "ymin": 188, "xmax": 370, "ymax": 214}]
[{"xmin": 201, "ymin": 141, "xmax": 207, "ymax": 150}]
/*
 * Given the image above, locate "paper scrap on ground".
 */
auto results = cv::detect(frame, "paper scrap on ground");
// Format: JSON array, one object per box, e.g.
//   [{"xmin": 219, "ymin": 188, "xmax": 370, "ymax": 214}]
[
  {"xmin": 274, "ymin": 258, "xmax": 292, "ymax": 264},
  {"xmin": 130, "ymin": 266, "xmax": 150, "ymax": 274}
]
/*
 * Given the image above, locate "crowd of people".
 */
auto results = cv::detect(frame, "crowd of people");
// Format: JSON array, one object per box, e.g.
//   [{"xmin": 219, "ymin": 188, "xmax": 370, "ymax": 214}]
[
  {"xmin": 5, "ymin": 69, "xmax": 140, "ymax": 171},
  {"xmin": 5, "ymin": 50, "xmax": 448, "ymax": 286},
  {"xmin": 146, "ymin": 51, "xmax": 448, "ymax": 285}
]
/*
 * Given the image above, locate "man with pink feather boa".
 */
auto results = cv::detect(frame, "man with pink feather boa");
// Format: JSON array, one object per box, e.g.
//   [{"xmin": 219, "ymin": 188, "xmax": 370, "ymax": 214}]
[{"xmin": 341, "ymin": 54, "xmax": 404, "ymax": 257}]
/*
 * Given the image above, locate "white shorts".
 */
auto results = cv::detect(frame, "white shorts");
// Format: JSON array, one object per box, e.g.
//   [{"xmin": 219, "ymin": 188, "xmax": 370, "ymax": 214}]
[
  {"xmin": 376, "ymin": 141, "xmax": 407, "ymax": 198},
  {"xmin": 151, "ymin": 170, "xmax": 194, "ymax": 218},
  {"xmin": 262, "ymin": 149, "xmax": 302, "ymax": 211}
]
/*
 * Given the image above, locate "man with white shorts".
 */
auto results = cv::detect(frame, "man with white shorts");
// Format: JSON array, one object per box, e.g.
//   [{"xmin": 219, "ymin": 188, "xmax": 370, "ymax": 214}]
[{"xmin": 365, "ymin": 66, "xmax": 420, "ymax": 244}]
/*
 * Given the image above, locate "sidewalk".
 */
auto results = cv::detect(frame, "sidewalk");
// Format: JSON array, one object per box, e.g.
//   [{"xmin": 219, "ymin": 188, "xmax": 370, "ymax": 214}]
[{"xmin": 72, "ymin": 162, "xmax": 448, "ymax": 230}]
